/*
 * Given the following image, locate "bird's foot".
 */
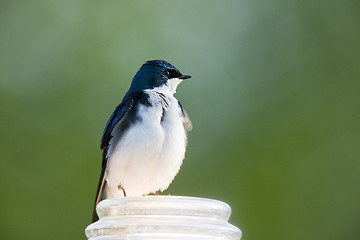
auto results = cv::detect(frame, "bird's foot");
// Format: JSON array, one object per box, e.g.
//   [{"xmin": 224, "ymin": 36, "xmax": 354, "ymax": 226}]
[{"xmin": 117, "ymin": 184, "xmax": 127, "ymax": 197}]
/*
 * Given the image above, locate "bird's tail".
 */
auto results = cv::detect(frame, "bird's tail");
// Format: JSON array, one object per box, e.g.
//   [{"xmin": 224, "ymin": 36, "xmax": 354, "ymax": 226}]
[{"xmin": 92, "ymin": 152, "xmax": 107, "ymax": 222}]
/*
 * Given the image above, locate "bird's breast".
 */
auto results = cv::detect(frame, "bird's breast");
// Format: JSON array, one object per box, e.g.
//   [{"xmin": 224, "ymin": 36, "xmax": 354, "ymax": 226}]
[{"xmin": 106, "ymin": 92, "xmax": 187, "ymax": 196}]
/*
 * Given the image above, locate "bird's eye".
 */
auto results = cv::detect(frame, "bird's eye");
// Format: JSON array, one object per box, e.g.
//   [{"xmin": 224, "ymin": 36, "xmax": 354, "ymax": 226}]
[{"xmin": 164, "ymin": 69, "xmax": 181, "ymax": 79}]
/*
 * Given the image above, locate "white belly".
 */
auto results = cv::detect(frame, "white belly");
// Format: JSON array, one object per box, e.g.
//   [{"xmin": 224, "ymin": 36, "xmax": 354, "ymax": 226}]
[{"xmin": 105, "ymin": 94, "xmax": 187, "ymax": 197}]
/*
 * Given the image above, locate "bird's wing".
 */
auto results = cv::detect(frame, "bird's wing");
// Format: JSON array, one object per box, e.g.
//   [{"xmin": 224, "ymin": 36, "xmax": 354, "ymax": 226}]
[
  {"xmin": 178, "ymin": 101, "xmax": 192, "ymax": 131},
  {"xmin": 100, "ymin": 98, "xmax": 135, "ymax": 150},
  {"xmin": 93, "ymin": 97, "xmax": 135, "ymax": 222}
]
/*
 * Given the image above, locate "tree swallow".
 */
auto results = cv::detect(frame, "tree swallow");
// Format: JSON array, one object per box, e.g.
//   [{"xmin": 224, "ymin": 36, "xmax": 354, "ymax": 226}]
[{"xmin": 92, "ymin": 60, "xmax": 192, "ymax": 222}]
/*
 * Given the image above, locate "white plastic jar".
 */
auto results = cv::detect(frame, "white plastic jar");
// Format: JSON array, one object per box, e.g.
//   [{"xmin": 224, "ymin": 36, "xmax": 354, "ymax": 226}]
[{"xmin": 86, "ymin": 196, "xmax": 242, "ymax": 240}]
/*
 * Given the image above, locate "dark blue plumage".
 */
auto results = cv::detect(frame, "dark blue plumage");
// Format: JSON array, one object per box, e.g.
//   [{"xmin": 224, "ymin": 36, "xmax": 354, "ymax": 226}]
[{"xmin": 125, "ymin": 60, "xmax": 190, "ymax": 98}]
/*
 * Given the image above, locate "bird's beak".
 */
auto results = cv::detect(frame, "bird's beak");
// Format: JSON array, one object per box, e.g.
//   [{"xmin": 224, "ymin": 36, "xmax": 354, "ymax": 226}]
[{"xmin": 179, "ymin": 74, "xmax": 192, "ymax": 79}]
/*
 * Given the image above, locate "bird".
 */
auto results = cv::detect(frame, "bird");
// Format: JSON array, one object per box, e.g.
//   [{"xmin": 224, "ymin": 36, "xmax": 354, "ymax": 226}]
[{"xmin": 92, "ymin": 60, "xmax": 192, "ymax": 222}]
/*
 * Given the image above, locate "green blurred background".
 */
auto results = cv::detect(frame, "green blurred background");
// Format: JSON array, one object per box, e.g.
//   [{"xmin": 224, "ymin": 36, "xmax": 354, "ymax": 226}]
[{"xmin": 1, "ymin": 1, "xmax": 360, "ymax": 239}]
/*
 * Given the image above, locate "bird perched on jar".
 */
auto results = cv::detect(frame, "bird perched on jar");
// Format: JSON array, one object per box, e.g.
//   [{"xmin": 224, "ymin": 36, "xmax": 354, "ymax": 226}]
[{"xmin": 92, "ymin": 60, "xmax": 192, "ymax": 222}]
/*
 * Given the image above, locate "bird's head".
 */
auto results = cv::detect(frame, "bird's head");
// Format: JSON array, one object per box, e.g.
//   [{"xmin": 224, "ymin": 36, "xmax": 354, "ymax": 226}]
[{"xmin": 125, "ymin": 60, "xmax": 191, "ymax": 97}]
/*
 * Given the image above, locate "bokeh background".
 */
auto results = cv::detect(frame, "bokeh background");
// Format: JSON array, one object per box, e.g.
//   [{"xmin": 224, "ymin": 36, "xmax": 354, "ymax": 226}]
[{"xmin": 1, "ymin": 1, "xmax": 360, "ymax": 239}]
